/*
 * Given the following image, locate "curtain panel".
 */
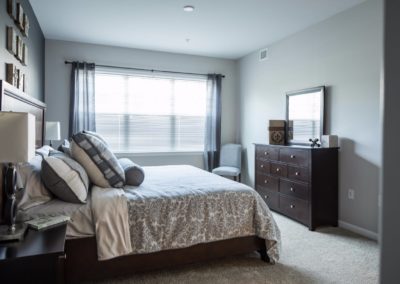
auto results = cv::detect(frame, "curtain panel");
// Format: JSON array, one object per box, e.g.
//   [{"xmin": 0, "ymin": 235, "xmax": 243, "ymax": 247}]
[
  {"xmin": 69, "ymin": 62, "xmax": 96, "ymax": 137},
  {"xmin": 204, "ymin": 74, "xmax": 222, "ymax": 171}
]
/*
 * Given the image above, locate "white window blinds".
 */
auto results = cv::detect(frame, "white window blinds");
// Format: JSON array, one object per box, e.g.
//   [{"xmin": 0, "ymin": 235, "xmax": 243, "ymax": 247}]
[{"xmin": 95, "ymin": 69, "xmax": 207, "ymax": 153}]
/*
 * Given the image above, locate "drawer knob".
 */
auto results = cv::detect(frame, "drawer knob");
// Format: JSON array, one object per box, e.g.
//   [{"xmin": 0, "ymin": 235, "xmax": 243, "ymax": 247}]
[
  {"xmin": 290, "ymin": 187, "xmax": 294, "ymax": 192},
  {"xmin": 295, "ymin": 171, "xmax": 300, "ymax": 176},
  {"xmin": 290, "ymin": 204, "xmax": 295, "ymax": 209},
  {"xmin": 264, "ymin": 151, "xmax": 269, "ymax": 155},
  {"xmin": 265, "ymin": 195, "xmax": 269, "ymax": 199},
  {"xmin": 260, "ymin": 164, "xmax": 264, "ymax": 168},
  {"xmin": 290, "ymin": 155, "xmax": 295, "ymax": 159},
  {"xmin": 264, "ymin": 180, "xmax": 268, "ymax": 184},
  {"xmin": 276, "ymin": 168, "xmax": 280, "ymax": 172}
]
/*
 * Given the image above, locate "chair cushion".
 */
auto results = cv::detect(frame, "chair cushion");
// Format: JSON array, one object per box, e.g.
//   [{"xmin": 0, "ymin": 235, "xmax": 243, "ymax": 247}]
[
  {"xmin": 71, "ymin": 131, "xmax": 125, "ymax": 188},
  {"xmin": 212, "ymin": 166, "xmax": 241, "ymax": 177},
  {"xmin": 41, "ymin": 153, "xmax": 89, "ymax": 203}
]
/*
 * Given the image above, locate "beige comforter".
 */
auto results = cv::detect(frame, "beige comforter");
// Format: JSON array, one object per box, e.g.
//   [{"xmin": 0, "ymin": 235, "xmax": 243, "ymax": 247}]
[{"xmin": 91, "ymin": 165, "xmax": 281, "ymax": 263}]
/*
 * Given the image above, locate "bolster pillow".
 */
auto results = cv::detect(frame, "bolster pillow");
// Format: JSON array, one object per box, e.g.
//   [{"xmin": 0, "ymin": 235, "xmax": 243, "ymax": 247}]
[{"xmin": 118, "ymin": 158, "xmax": 145, "ymax": 186}]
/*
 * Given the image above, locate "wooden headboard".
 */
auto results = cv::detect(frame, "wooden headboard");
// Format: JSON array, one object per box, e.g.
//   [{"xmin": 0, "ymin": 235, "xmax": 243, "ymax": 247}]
[
  {"xmin": 0, "ymin": 79, "xmax": 46, "ymax": 223},
  {"xmin": 0, "ymin": 80, "xmax": 46, "ymax": 148}
]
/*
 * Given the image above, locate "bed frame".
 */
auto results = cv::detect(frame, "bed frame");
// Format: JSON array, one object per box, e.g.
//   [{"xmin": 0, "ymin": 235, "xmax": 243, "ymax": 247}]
[{"xmin": 0, "ymin": 79, "xmax": 269, "ymax": 283}]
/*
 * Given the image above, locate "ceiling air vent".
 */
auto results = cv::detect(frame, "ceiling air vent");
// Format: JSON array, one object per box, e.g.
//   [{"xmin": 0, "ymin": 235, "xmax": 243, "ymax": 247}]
[{"xmin": 259, "ymin": 48, "xmax": 268, "ymax": 61}]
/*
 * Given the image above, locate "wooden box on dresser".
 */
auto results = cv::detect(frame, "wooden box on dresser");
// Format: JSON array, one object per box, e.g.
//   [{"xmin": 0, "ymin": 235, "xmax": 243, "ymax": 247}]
[{"xmin": 254, "ymin": 144, "xmax": 339, "ymax": 231}]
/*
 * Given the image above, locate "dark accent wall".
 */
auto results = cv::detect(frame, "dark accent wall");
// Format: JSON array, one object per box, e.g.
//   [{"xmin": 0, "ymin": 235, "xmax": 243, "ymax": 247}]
[{"xmin": 0, "ymin": 0, "xmax": 44, "ymax": 101}]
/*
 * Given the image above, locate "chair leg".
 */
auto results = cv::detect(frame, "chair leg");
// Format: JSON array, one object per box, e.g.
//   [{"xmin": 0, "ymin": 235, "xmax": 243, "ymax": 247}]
[
  {"xmin": 233, "ymin": 176, "xmax": 237, "ymax": 181},
  {"xmin": 238, "ymin": 174, "xmax": 241, "ymax": 182}
]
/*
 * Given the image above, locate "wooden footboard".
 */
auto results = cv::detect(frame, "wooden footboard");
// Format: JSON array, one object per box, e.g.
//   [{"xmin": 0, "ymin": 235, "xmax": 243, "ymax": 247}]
[{"xmin": 64, "ymin": 236, "xmax": 267, "ymax": 283}]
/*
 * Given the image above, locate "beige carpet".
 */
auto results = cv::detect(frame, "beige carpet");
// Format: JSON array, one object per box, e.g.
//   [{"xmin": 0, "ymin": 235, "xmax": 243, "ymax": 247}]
[{"xmin": 93, "ymin": 213, "xmax": 379, "ymax": 284}]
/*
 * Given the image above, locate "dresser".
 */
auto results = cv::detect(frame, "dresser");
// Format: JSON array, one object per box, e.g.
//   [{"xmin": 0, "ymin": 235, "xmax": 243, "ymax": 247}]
[{"xmin": 254, "ymin": 144, "xmax": 338, "ymax": 230}]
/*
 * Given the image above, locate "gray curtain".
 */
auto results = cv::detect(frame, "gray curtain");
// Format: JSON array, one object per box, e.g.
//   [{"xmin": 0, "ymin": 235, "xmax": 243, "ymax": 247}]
[
  {"xmin": 69, "ymin": 62, "xmax": 96, "ymax": 137},
  {"xmin": 204, "ymin": 74, "xmax": 222, "ymax": 171}
]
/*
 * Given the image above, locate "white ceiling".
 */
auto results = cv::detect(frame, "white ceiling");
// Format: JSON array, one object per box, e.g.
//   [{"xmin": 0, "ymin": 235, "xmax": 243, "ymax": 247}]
[{"xmin": 30, "ymin": 0, "xmax": 366, "ymax": 59}]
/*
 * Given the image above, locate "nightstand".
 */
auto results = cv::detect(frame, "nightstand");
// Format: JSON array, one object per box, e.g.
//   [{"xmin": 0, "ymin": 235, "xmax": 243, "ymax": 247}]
[{"xmin": 0, "ymin": 224, "xmax": 67, "ymax": 283}]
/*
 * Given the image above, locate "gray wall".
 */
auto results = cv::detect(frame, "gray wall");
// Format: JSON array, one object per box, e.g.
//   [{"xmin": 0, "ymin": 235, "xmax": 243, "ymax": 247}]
[
  {"xmin": 238, "ymin": 0, "xmax": 381, "ymax": 234},
  {"xmin": 380, "ymin": 0, "xmax": 400, "ymax": 282},
  {"xmin": 45, "ymin": 39, "xmax": 238, "ymax": 167},
  {"xmin": 0, "ymin": 0, "xmax": 44, "ymax": 101}
]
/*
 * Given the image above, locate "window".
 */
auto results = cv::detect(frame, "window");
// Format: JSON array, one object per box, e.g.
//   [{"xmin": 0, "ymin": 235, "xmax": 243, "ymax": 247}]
[{"xmin": 95, "ymin": 68, "xmax": 207, "ymax": 153}]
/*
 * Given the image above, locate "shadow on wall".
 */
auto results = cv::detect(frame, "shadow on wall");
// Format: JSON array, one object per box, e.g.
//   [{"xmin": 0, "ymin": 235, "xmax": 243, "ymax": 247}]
[
  {"xmin": 241, "ymin": 147, "xmax": 250, "ymax": 185},
  {"xmin": 338, "ymin": 138, "xmax": 380, "ymax": 231}
]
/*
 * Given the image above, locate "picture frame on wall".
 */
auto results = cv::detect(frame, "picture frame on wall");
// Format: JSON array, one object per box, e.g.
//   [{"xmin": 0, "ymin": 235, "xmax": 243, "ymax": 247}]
[
  {"xmin": 6, "ymin": 64, "xmax": 16, "ymax": 86},
  {"xmin": 6, "ymin": 26, "xmax": 17, "ymax": 55},
  {"xmin": 16, "ymin": 3, "xmax": 24, "ymax": 31},
  {"xmin": 7, "ymin": 0, "xmax": 17, "ymax": 20},
  {"xmin": 16, "ymin": 36, "xmax": 23, "ymax": 61},
  {"xmin": 21, "ymin": 43, "xmax": 28, "ymax": 66},
  {"xmin": 23, "ymin": 14, "xmax": 30, "ymax": 37}
]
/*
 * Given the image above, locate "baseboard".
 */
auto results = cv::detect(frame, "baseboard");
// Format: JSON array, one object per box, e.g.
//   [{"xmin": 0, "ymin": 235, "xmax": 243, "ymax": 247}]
[{"xmin": 338, "ymin": 220, "xmax": 378, "ymax": 241}]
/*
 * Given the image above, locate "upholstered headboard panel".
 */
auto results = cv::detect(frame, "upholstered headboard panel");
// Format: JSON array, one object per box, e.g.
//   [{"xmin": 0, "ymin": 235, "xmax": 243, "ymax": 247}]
[{"xmin": 0, "ymin": 80, "xmax": 46, "ymax": 223}]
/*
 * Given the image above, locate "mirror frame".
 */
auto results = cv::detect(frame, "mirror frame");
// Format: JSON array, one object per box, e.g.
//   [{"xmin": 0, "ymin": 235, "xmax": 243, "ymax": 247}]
[{"xmin": 286, "ymin": 86, "xmax": 325, "ymax": 146}]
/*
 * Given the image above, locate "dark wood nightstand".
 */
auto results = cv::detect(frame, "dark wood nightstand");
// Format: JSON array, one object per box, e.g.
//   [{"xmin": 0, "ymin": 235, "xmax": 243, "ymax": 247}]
[{"xmin": 0, "ymin": 224, "xmax": 67, "ymax": 284}]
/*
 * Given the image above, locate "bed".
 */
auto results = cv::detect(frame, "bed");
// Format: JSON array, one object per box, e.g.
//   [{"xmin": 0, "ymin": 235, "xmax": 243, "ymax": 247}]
[{"xmin": 0, "ymin": 79, "xmax": 281, "ymax": 283}]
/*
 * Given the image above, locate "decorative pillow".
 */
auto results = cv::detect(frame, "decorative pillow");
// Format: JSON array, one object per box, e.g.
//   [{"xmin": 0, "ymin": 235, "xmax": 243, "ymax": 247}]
[
  {"xmin": 57, "ymin": 139, "xmax": 72, "ymax": 157},
  {"xmin": 118, "ymin": 158, "xmax": 145, "ymax": 186},
  {"xmin": 70, "ymin": 131, "xmax": 125, "ymax": 188},
  {"xmin": 35, "ymin": 145, "xmax": 54, "ymax": 158},
  {"xmin": 41, "ymin": 154, "xmax": 89, "ymax": 203},
  {"xmin": 83, "ymin": 130, "xmax": 109, "ymax": 147},
  {"xmin": 16, "ymin": 154, "xmax": 53, "ymax": 210}
]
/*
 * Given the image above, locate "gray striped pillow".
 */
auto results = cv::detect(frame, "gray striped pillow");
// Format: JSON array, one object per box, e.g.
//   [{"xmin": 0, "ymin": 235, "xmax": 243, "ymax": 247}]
[
  {"xmin": 41, "ymin": 155, "xmax": 89, "ymax": 203},
  {"xmin": 71, "ymin": 131, "xmax": 125, "ymax": 188}
]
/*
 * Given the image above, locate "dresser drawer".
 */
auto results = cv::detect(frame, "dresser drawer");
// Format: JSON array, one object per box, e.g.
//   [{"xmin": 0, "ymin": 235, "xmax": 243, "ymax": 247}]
[
  {"xmin": 270, "ymin": 162, "xmax": 287, "ymax": 178},
  {"xmin": 288, "ymin": 166, "xmax": 309, "ymax": 182},
  {"xmin": 280, "ymin": 148, "xmax": 309, "ymax": 167},
  {"xmin": 280, "ymin": 179, "xmax": 308, "ymax": 200},
  {"xmin": 256, "ymin": 159, "xmax": 270, "ymax": 174},
  {"xmin": 279, "ymin": 195, "xmax": 309, "ymax": 224},
  {"xmin": 258, "ymin": 189, "xmax": 279, "ymax": 211},
  {"xmin": 256, "ymin": 173, "xmax": 279, "ymax": 192},
  {"xmin": 256, "ymin": 145, "xmax": 279, "ymax": 161}
]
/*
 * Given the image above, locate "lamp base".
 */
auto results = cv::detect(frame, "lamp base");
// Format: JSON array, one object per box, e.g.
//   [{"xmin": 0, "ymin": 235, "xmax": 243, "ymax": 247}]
[{"xmin": 0, "ymin": 223, "xmax": 27, "ymax": 242}]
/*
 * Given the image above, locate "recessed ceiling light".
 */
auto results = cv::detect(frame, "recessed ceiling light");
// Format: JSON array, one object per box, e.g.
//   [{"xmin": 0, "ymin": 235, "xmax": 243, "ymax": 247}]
[{"xmin": 183, "ymin": 5, "xmax": 195, "ymax": 12}]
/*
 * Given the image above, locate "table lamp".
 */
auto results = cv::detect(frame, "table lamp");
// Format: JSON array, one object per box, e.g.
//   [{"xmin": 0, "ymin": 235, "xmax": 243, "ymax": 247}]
[
  {"xmin": 45, "ymin": 121, "xmax": 60, "ymax": 147},
  {"xmin": 0, "ymin": 112, "xmax": 35, "ymax": 241}
]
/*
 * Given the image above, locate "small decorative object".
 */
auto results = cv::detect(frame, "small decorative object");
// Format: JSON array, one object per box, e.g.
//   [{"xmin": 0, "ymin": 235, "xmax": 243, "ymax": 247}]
[
  {"xmin": 309, "ymin": 138, "xmax": 321, "ymax": 148},
  {"xmin": 7, "ymin": 0, "xmax": 16, "ymax": 20},
  {"xmin": 6, "ymin": 26, "xmax": 17, "ymax": 55},
  {"xmin": 21, "ymin": 42, "xmax": 28, "ymax": 66},
  {"xmin": 22, "ymin": 13, "xmax": 30, "ymax": 37},
  {"xmin": 45, "ymin": 121, "xmax": 61, "ymax": 147},
  {"xmin": 16, "ymin": 3, "xmax": 24, "ymax": 31},
  {"xmin": 269, "ymin": 120, "xmax": 286, "ymax": 145},
  {"xmin": 321, "ymin": 135, "xmax": 338, "ymax": 148},
  {"xmin": 0, "ymin": 112, "xmax": 35, "ymax": 241}
]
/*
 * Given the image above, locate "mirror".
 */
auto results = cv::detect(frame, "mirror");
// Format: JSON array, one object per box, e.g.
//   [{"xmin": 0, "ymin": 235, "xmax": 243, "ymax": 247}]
[{"xmin": 286, "ymin": 86, "xmax": 325, "ymax": 145}]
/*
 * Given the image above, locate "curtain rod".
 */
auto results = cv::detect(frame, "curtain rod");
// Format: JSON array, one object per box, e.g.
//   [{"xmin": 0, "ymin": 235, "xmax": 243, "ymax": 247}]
[{"xmin": 64, "ymin": 61, "xmax": 225, "ymax": 78}]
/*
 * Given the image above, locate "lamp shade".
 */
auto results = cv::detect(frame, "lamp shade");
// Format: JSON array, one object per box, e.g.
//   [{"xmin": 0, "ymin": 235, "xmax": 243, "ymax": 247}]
[
  {"xmin": 0, "ymin": 112, "xmax": 36, "ymax": 163},
  {"xmin": 45, "ymin": 121, "xmax": 61, "ymax": 141}
]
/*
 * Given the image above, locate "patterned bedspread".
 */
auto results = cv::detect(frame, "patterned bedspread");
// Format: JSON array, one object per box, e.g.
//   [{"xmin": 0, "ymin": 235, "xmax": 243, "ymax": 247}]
[{"xmin": 91, "ymin": 165, "xmax": 281, "ymax": 263}]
